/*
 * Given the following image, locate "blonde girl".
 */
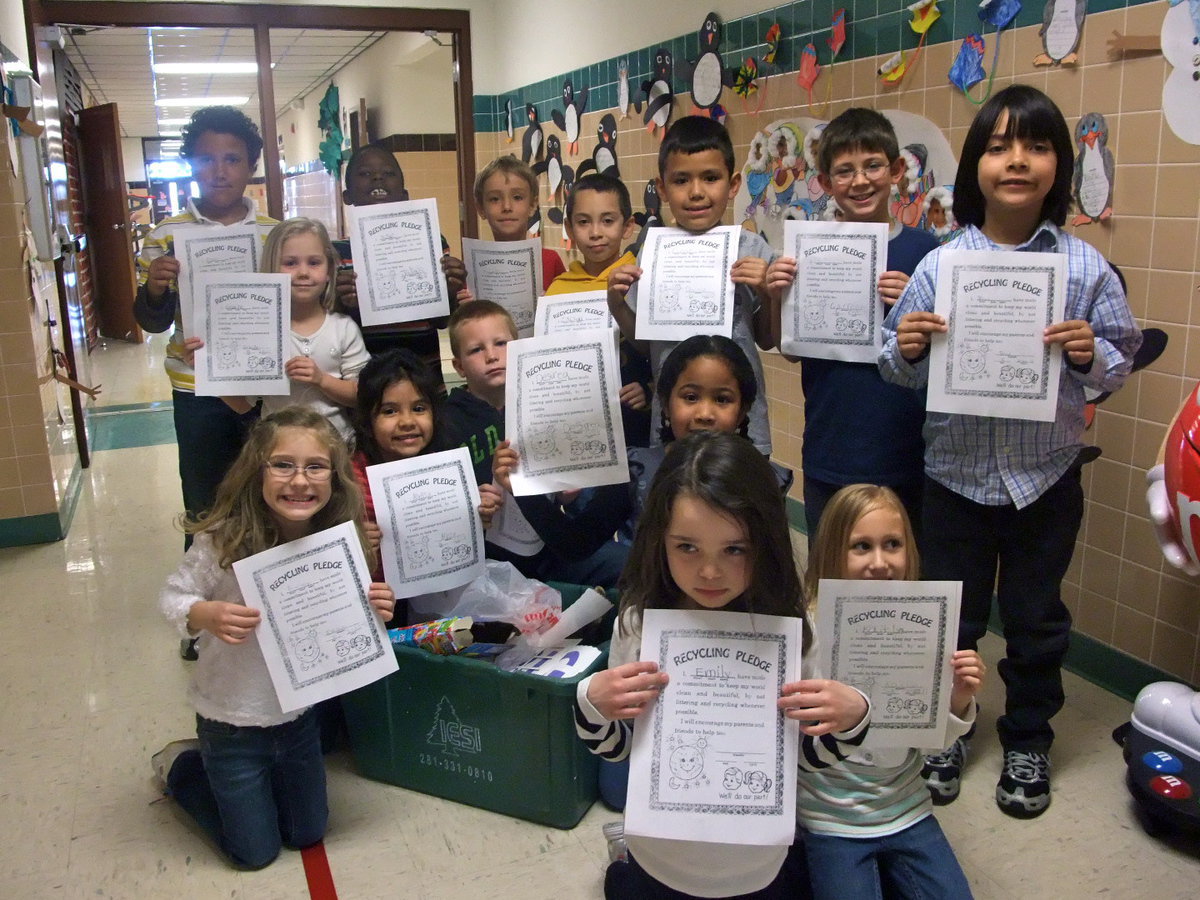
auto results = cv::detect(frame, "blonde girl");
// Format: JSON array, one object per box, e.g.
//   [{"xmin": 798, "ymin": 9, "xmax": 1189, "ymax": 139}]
[
  {"xmin": 154, "ymin": 407, "xmax": 395, "ymax": 869},
  {"xmin": 800, "ymin": 484, "xmax": 982, "ymax": 900},
  {"xmin": 224, "ymin": 218, "xmax": 370, "ymax": 439}
]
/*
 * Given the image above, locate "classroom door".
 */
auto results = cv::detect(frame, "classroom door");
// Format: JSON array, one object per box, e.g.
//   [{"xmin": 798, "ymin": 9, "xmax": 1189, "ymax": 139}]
[{"xmin": 78, "ymin": 103, "xmax": 142, "ymax": 343}]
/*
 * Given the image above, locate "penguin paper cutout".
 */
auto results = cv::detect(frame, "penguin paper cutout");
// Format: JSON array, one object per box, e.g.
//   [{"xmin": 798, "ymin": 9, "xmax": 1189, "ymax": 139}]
[
  {"xmin": 1034, "ymin": 0, "xmax": 1087, "ymax": 66},
  {"xmin": 533, "ymin": 134, "xmax": 569, "ymax": 204},
  {"xmin": 546, "ymin": 165, "xmax": 576, "ymax": 243},
  {"xmin": 504, "ymin": 99, "xmax": 515, "ymax": 144},
  {"xmin": 521, "ymin": 103, "xmax": 544, "ymax": 164},
  {"xmin": 629, "ymin": 181, "xmax": 663, "ymax": 253},
  {"xmin": 683, "ymin": 12, "xmax": 732, "ymax": 121},
  {"xmin": 551, "ymin": 79, "xmax": 589, "ymax": 156},
  {"xmin": 1071, "ymin": 112, "xmax": 1114, "ymax": 224},
  {"xmin": 576, "ymin": 113, "xmax": 620, "ymax": 178},
  {"xmin": 635, "ymin": 48, "xmax": 675, "ymax": 138},
  {"xmin": 617, "ymin": 59, "xmax": 631, "ymax": 119},
  {"xmin": 1162, "ymin": 0, "xmax": 1200, "ymax": 145},
  {"xmin": 527, "ymin": 206, "xmax": 542, "ymax": 239}
]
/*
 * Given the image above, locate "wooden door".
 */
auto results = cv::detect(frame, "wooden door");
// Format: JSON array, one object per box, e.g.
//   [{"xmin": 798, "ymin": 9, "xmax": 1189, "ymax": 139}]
[{"xmin": 78, "ymin": 103, "xmax": 142, "ymax": 343}]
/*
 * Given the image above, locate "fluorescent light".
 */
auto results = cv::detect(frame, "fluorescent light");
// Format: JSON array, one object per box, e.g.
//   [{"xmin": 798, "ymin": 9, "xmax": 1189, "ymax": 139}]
[
  {"xmin": 157, "ymin": 130, "xmax": 182, "ymax": 137},
  {"xmin": 155, "ymin": 96, "xmax": 249, "ymax": 107},
  {"xmin": 157, "ymin": 118, "xmax": 191, "ymax": 126},
  {"xmin": 153, "ymin": 62, "xmax": 257, "ymax": 75}
]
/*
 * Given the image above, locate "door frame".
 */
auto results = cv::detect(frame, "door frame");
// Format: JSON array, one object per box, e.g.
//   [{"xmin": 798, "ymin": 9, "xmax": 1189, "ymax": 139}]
[{"xmin": 28, "ymin": 1, "xmax": 479, "ymax": 231}]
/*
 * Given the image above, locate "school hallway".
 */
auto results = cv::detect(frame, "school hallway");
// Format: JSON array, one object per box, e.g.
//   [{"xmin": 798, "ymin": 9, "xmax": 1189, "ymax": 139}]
[{"xmin": 1, "ymin": 335, "xmax": 1197, "ymax": 899}]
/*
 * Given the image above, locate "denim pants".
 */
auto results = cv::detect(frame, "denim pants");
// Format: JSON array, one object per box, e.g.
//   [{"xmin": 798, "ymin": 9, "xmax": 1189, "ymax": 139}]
[
  {"xmin": 920, "ymin": 471, "xmax": 1082, "ymax": 752},
  {"xmin": 803, "ymin": 816, "xmax": 972, "ymax": 900},
  {"xmin": 167, "ymin": 709, "xmax": 328, "ymax": 869}
]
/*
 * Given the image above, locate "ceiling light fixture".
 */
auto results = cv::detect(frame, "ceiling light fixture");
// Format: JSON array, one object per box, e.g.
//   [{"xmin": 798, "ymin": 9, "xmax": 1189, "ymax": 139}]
[
  {"xmin": 153, "ymin": 62, "xmax": 257, "ymax": 75},
  {"xmin": 155, "ymin": 96, "xmax": 249, "ymax": 107}
]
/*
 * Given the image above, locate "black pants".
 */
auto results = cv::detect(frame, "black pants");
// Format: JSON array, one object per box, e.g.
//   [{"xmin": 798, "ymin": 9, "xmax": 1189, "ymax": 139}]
[
  {"xmin": 920, "ymin": 470, "xmax": 1083, "ymax": 752},
  {"xmin": 803, "ymin": 475, "xmax": 924, "ymax": 551}
]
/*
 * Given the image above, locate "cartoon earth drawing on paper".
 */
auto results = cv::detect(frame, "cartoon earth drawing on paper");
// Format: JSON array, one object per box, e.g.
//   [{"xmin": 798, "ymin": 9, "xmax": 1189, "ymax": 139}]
[
  {"xmin": 1162, "ymin": 0, "xmax": 1200, "ymax": 146},
  {"xmin": 292, "ymin": 630, "xmax": 322, "ymax": 670},
  {"xmin": 959, "ymin": 345, "xmax": 989, "ymax": 375},
  {"xmin": 735, "ymin": 113, "xmax": 958, "ymax": 249},
  {"xmin": 667, "ymin": 736, "xmax": 709, "ymax": 788}
]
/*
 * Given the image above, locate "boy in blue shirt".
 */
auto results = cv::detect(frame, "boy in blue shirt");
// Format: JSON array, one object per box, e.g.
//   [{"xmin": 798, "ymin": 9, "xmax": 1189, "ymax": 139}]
[
  {"xmin": 764, "ymin": 108, "xmax": 939, "ymax": 543},
  {"xmin": 606, "ymin": 116, "xmax": 776, "ymax": 454}
]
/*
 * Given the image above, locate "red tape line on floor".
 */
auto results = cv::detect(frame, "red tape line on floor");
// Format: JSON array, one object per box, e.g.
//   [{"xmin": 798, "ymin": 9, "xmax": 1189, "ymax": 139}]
[{"xmin": 301, "ymin": 842, "xmax": 338, "ymax": 900}]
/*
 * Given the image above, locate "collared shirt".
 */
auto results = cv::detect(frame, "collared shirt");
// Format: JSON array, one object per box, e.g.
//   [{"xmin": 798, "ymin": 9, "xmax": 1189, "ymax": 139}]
[{"xmin": 878, "ymin": 222, "xmax": 1141, "ymax": 508}]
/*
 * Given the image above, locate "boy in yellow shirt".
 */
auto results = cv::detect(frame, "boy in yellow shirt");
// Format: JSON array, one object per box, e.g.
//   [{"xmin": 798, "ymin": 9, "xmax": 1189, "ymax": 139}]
[{"xmin": 546, "ymin": 173, "xmax": 651, "ymax": 445}]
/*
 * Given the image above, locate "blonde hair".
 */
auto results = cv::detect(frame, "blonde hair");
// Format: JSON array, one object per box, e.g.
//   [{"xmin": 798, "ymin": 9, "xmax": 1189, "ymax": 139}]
[
  {"xmin": 446, "ymin": 299, "xmax": 517, "ymax": 358},
  {"xmin": 473, "ymin": 155, "xmax": 538, "ymax": 207},
  {"xmin": 805, "ymin": 484, "xmax": 919, "ymax": 602},
  {"xmin": 261, "ymin": 217, "xmax": 339, "ymax": 311},
  {"xmin": 183, "ymin": 406, "xmax": 372, "ymax": 570}
]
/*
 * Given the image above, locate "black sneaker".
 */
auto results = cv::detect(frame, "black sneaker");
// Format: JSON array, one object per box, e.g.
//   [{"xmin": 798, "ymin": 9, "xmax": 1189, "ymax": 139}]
[
  {"xmin": 996, "ymin": 750, "xmax": 1051, "ymax": 818},
  {"xmin": 179, "ymin": 638, "xmax": 199, "ymax": 661},
  {"xmin": 923, "ymin": 736, "xmax": 967, "ymax": 805}
]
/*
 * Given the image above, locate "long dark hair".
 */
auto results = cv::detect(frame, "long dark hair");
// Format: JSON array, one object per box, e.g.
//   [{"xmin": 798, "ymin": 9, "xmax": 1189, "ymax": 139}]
[
  {"xmin": 617, "ymin": 432, "xmax": 807, "ymax": 647},
  {"xmin": 353, "ymin": 349, "xmax": 447, "ymax": 464},
  {"xmin": 655, "ymin": 334, "xmax": 756, "ymax": 444},
  {"xmin": 953, "ymin": 84, "xmax": 1074, "ymax": 229}
]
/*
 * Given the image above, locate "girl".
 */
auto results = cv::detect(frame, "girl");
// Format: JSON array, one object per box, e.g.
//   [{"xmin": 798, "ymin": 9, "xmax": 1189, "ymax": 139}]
[
  {"xmin": 492, "ymin": 335, "xmax": 793, "ymax": 566},
  {"xmin": 351, "ymin": 348, "xmax": 502, "ymax": 622},
  {"xmin": 800, "ymin": 485, "xmax": 983, "ymax": 900},
  {"xmin": 153, "ymin": 406, "xmax": 396, "ymax": 869},
  {"xmin": 576, "ymin": 432, "xmax": 869, "ymax": 899},
  {"xmin": 224, "ymin": 217, "xmax": 370, "ymax": 440},
  {"xmin": 880, "ymin": 85, "xmax": 1139, "ymax": 817}
]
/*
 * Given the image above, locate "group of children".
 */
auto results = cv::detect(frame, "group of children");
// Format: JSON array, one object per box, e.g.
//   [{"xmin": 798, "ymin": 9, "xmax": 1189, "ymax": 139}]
[{"xmin": 145, "ymin": 81, "xmax": 1140, "ymax": 897}]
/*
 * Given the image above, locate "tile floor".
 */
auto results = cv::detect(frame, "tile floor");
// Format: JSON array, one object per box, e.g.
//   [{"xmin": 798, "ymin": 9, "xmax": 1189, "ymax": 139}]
[{"xmin": 1, "ymin": 334, "xmax": 1198, "ymax": 898}]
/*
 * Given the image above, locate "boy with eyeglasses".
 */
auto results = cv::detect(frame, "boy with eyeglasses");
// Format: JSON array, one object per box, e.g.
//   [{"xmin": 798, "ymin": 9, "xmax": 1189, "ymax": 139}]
[{"xmin": 764, "ymin": 107, "xmax": 939, "ymax": 541}]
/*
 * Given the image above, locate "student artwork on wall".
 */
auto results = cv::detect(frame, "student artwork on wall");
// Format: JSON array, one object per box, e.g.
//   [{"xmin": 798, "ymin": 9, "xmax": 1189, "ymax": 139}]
[
  {"xmin": 923, "ymin": 185, "xmax": 962, "ymax": 243},
  {"xmin": 521, "ymin": 103, "xmax": 544, "ymax": 164},
  {"xmin": 1071, "ymin": 113, "xmax": 1114, "ymax": 225},
  {"xmin": 799, "ymin": 10, "xmax": 847, "ymax": 111},
  {"xmin": 534, "ymin": 135, "xmax": 569, "ymax": 207},
  {"xmin": 576, "ymin": 113, "xmax": 620, "ymax": 178},
  {"xmin": 551, "ymin": 79, "xmax": 589, "ymax": 156},
  {"xmin": 504, "ymin": 99, "xmax": 515, "ymax": 144},
  {"xmin": 1162, "ymin": 0, "xmax": 1200, "ymax": 145},
  {"xmin": 617, "ymin": 59, "xmax": 631, "ymax": 119},
  {"xmin": 682, "ymin": 12, "xmax": 732, "ymax": 122},
  {"xmin": 1034, "ymin": 0, "xmax": 1087, "ymax": 66},
  {"xmin": 635, "ymin": 48, "xmax": 675, "ymax": 138},
  {"xmin": 630, "ymin": 181, "xmax": 663, "ymax": 252},
  {"xmin": 733, "ymin": 112, "xmax": 958, "ymax": 248},
  {"xmin": 733, "ymin": 22, "xmax": 781, "ymax": 114},
  {"xmin": 949, "ymin": 0, "xmax": 1022, "ymax": 104},
  {"xmin": 879, "ymin": 0, "xmax": 942, "ymax": 85}
]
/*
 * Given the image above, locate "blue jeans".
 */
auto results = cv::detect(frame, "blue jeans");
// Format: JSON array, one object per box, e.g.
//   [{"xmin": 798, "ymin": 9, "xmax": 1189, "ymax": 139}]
[
  {"xmin": 167, "ymin": 710, "xmax": 328, "ymax": 869},
  {"xmin": 803, "ymin": 816, "xmax": 972, "ymax": 900}
]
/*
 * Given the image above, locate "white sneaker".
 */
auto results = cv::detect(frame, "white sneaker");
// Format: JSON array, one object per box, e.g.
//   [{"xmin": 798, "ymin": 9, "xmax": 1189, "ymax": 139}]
[{"xmin": 151, "ymin": 739, "xmax": 200, "ymax": 789}]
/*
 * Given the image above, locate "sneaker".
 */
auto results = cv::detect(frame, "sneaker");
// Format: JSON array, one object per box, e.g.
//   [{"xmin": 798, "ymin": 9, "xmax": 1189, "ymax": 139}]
[
  {"xmin": 995, "ymin": 750, "xmax": 1051, "ymax": 818},
  {"xmin": 180, "ymin": 638, "xmax": 199, "ymax": 661},
  {"xmin": 151, "ymin": 739, "xmax": 200, "ymax": 790},
  {"xmin": 923, "ymin": 736, "xmax": 967, "ymax": 805}
]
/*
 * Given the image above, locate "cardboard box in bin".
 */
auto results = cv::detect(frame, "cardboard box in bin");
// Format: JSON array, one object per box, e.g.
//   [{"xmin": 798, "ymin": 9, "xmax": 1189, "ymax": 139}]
[{"xmin": 341, "ymin": 583, "xmax": 612, "ymax": 829}]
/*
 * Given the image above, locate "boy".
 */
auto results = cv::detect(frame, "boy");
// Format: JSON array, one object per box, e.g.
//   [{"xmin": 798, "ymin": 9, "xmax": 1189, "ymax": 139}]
[
  {"xmin": 133, "ymin": 108, "xmax": 277, "ymax": 522},
  {"xmin": 473, "ymin": 156, "xmax": 565, "ymax": 291},
  {"xmin": 763, "ymin": 108, "xmax": 940, "ymax": 541},
  {"xmin": 133, "ymin": 105, "xmax": 277, "ymax": 658},
  {"xmin": 334, "ymin": 143, "xmax": 467, "ymax": 374},
  {"xmin": 442, "ymin": 302, "xmax": 624, "ymax": 588},
  {"xmin": 546, "ymin": 173, "xmax": 652, "ymax": 446},
  {"xmin": 606, "ymin": 116, "xmax": 776, "ymax": 454}
]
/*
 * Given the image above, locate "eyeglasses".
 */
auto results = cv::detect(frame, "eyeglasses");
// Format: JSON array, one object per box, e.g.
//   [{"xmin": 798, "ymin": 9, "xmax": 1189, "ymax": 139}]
[
  {"xmin": 829, "ymin": 161, "xmax": 892, "ymax": 184},
  {"xmin": 264, "ymin": 460, "xmax": 333, "ymax": 481}
]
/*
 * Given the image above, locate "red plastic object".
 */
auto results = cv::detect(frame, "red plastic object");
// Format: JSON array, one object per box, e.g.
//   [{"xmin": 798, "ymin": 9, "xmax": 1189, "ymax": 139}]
[{"xmin": 1162, "ymin": 381, "xmax": 1200, "ymax": 570}]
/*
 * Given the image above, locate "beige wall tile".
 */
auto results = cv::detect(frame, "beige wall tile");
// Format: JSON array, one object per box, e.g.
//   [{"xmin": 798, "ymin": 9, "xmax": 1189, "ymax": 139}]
[
  {"xmin": 1155, "ymin": 166, "xmax": 1200, "ymax": 219},
  {"xmin": 1105, "ymin": 216, "xmax": 1153, "ymax": 275},
  {"xmin": 1111, "ymin": 604, "xmax": 1155, "ymax": 660},
  {"xmin": 1136, "ymin": 371, "xmax": 1186, "ymax": 425},
  {"xmin": 1123, "ymin": 509, "xmax": 1171, "ymax": 572},
  {"xmin": 1151, "ymin": 217, "xmax": 1199, "ymax": 272},
  {"xmin": 1088, "ymin": 457, "xmax": 1132, "ymax": 508},
  {"xmin": 1150, "ymin": 623, "xmax": 1197, "ymax": 680},
  {"xmin": 1045, "ymin": 67, "xmax": 1083, "ymax": 119},
  {"xmin": 1158, "ymin": 117, "xmax": 1200, "ymax": 164},
  {"xmin": 1075, "ymin": 588, "xmax": 1115, "ymax": 641},
  {"xmin": 1116, "ymin": 561, "xmax": 1160, "ymax": 615},
  {"xmin": 1110, "ymin": 111, "xmax": 1159, "ymax": 165},
  {"xmin": 1118, "ymin": 56, "xmax": 1168, "ymax": 113},
  {"xmin": 20, "ymin": 482, "xmax": 55, "ymax": 515},
  {"xmin": 1157, "ymin": 574, "xmax": 1200, "ymax": 634},
  {"xmin": 0, "ymin": 485, "xmax": 23, "ymax": 517},
  {"xmin": 1081, "ymin": 547, "xmax": 1121, "ymax": 600},
  {"xmin": 16, "ymin": 453, "xmax": 51, "ymax": 486},
  {"xmin": 1084, "ymin": 501, "xmax": 1126, "ymax": 556},
  {"xmin": 1113, "ymin": 165, "xmax": 1157, "ymax": 217},
  {"xmin": 1145, "ymin": 269, "xmax": 1193, "ymax": 325},
  {"xmin": 1142, "ymin": 320, "xmax": 1186, "ymax": 377},
  {"xmin": 1184, "ymin": 325, "xmax": 1200, "ymax": 380}
]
